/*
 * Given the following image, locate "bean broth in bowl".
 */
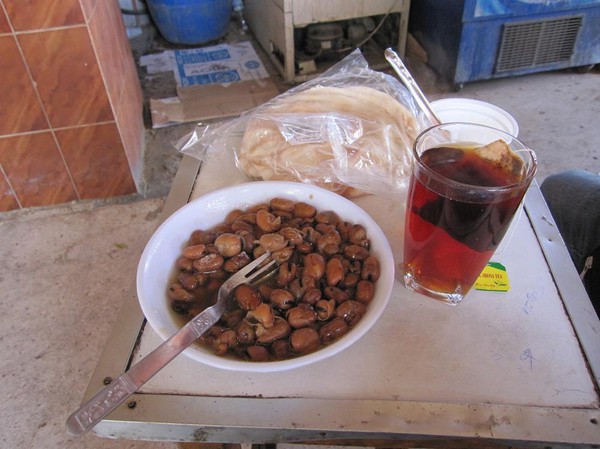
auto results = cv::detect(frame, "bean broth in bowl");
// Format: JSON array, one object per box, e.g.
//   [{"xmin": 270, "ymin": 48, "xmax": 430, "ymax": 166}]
[{"xmin": 168, "ymin": 198, "xmax": 381, "ymax": 362}]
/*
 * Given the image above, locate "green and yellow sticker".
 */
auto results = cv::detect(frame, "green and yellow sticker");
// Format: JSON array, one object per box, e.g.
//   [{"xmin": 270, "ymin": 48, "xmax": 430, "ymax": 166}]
[{"xmin": 474, "ymin": 262, "xmax": 510, "ymax": 292}]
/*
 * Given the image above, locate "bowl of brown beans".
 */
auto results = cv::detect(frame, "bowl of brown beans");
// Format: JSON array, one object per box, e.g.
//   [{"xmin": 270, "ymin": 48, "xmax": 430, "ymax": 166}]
[{"xmin": 137, "ymin": 181, "xmax": 394, "ymax": 372}]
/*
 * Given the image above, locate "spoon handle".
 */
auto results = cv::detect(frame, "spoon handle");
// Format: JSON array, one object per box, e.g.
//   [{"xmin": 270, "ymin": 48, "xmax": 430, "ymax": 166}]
[
  {"xmin": 384, "ymin": 48, "xmax": 441, "ymax": 126},
  {"xmin": 66, "ymin": 307, "xmax": 221, "ymax": 436}
]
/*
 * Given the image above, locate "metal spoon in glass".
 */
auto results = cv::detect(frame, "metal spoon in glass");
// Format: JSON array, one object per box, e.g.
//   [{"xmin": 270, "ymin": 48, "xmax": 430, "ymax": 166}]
[
  {"xmin": 66, "ymin": 252, "xmax": 278, "ymax": 436},
  {"xmin": 384, "ymin": 48, "xmax": 441, "ymax": 126}
]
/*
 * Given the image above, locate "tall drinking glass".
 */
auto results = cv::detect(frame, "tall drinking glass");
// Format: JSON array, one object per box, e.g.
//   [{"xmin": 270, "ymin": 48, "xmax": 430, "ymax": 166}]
[{"xmin": 403, "ymin": 122, "xmax": 537, "ymax": 305}]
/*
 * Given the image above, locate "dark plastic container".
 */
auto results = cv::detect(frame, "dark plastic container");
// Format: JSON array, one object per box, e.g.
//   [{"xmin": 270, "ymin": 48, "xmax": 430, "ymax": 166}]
[{"xmin": 146, "ymin": 0, "xmax": 232, "ymax": 45}]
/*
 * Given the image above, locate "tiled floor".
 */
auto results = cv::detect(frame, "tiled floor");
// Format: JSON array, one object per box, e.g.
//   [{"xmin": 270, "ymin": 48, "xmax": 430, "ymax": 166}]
[{"xmin": 0, "ymin": 33, "xmax": 599, "ymax": 449}]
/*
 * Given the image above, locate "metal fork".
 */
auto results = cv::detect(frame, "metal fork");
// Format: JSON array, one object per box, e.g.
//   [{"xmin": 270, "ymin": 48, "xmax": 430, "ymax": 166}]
[{"xmin": 67, "ymin": 252, "xmax": 278, "ymax": 436}]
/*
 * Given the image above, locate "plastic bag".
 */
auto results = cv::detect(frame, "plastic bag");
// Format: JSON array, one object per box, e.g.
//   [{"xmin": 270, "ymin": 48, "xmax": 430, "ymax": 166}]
[{"xmin": 176, "ymin": 49, "xmax": 428, "ymax": 197}]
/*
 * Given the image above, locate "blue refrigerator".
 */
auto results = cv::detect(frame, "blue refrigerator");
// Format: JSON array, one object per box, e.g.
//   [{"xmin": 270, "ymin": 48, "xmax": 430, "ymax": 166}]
[{"xmin": 409, "ymin": 0, "xmax": 600, "ymax": 88}]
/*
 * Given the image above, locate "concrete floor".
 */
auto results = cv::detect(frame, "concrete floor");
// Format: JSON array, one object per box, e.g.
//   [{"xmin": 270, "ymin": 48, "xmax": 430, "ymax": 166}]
[{"xmin": 0, "ymin": 34, "xmax": 599, "ymax": 449}]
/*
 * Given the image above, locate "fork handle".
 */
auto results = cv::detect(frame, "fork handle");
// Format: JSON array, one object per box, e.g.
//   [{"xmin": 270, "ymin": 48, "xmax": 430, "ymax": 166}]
[
  {"xmin": 384, "ymin": 48, "xmax": 442, "ymax": 126},
  {"xmin": 66, "ymin": 307, "xmax": 221, "ymax": 436}
]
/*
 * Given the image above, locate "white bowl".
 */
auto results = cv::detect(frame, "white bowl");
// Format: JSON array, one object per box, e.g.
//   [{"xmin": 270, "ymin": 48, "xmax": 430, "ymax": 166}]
[
  {"xmin": 137, "ymin": 181, "xmax": 395, "ymax": 372},
  {"xmin": 431, "ymin": 98, "xmax": 519, "ymax": 137}
]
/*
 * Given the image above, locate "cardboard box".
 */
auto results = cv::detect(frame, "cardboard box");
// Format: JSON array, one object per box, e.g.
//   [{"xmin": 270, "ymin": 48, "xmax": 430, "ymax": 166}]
[
  {"xmin": 150, "ymin": 78, "xmax": 279, "ymax": 127},
  {"xmin": 142, "ymin": 42, "xmax": 279, "ymax": 127}
]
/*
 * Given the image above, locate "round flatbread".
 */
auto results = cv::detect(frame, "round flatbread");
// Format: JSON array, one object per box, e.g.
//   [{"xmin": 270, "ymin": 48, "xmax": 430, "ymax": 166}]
[{"xmin": 237, "ymin": 86, "xmax": 419, "ymax": 197}]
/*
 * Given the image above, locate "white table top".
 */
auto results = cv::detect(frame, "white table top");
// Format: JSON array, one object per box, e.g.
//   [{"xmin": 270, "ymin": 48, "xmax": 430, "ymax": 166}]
[
  {"xmin": 133, "ymin": 147, "xmax": 597, "ymax": 410},
  {"xmin": 83, "ymin": 150, "xmax": 600, "ymax": 446}
]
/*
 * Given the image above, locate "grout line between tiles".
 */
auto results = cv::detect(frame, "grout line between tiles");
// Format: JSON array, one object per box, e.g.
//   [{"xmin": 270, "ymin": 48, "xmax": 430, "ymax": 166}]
[
  {"xmin": 10, "ymin": 28, "xmax": 82, "ymax": 201},
  {"xmin": 0, "ymin": 121, "xmax": 118, "ymax": 140},
  {"xmin": 9, "ymin": 23, "xmax": 88, "ymax": 35},
  {"xmin": 0, "ymin": 162, "xmax": 22, "ymax": 209}
]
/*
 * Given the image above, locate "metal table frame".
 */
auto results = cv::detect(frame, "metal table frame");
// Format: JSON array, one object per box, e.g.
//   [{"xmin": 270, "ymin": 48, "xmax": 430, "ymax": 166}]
[{"xmin": 81, "ymin": 155, "xmax": 600, "ymax": 447}]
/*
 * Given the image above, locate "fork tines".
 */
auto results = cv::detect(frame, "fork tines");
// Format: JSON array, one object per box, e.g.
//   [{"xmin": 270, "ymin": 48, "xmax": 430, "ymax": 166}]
[{"xmin": 228, "ymin": 252, "xmax": 278, "ymax": 287}]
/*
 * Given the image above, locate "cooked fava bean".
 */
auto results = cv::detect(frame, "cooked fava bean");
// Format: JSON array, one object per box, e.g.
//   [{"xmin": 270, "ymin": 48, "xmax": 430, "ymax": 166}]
[
  {"xmin": 356, "ymin": 279, "xmax": 375, "ymax": 304},
  {"xmin": 315, "ymin": 299, "xmax": 336, "ymax": 320},
  {"xmin": 319, "ymin": 317, "xmax": 349, "ymax": 343},
  {"xmin": 176, "ymin": 256, "xmax": 194, "ymax": 272},
  {"xmin": 288, "ymin": 278, "xmax": 306, "ymax": 301},
  {"xmin": 205, "ymin": 244, "xmax": 220, "ymax": 255},
  {"xmin": 270, "ymin": 288, "xmax": 295, "ymax": 310},
  {"xmin": 343, "ymin": 244, "xmax": 370, "ymax": 261},
  {"xmin": 189, "ymin": 229, "xmax": 215, "ymax": 245},
  {"xmin": 326, "ymin": 258, "xmax": 344, "ymax": 286},
  {"xmin": 239, "ymin": 231, "xmax": 256, "ymax": 253},
  {"xmin": 236, "ymin": 320, "xmax": 256, "ymax": 344},
  {"xmin": 231, "ymin": 220, "xmax": 253, "ymax": 234},
  {"xmin": 303, "ymin": 253, "xmax": 325, "ymax": 280},
  {"xmin": 301, "ymin": 287, "xmax": 321, "ymax": 305},
  {"xmin": 290, "ymin": 327, "xmax": 321, "ymax": 354},
  {"xmin": 247, "ymin": 203, "xmax": 269, "ymax": 213},
  {"xmin": 294, "ymin": 202, "xmax": 316, "ymax": 218},
  {"xmin": 213, "ymin": 329, "xmax": 238, "ymax": 356},
  {"xmin": 176, "ymin": 272, "xmax": 197, "ymax": 291},
  {"xmin": 214, "ymin": 224, "xmax": 232, "ymax": 235},
  {"xmin": 247, "ymin": 345, "xmax": 270, "ymax": 361},
  {"xmin": 271, "ymin": 210, "xmax": 294, "ymax": 220},
  {"xmin": 168, "ymin": 284, "xmax": 193, "ymax": 301},
  {"xmin": 256, "ymin": 209, "xmax": 282, "ymax": 232},
  {"xmin": 337, "ymin": 221, "xmax": 351, "ymax": 240},
  {"xmin": 223, "ymin": 251, "xmax": 251, "ymax": 272},
  {"xmin": 259, "ymin": 233, "xmax": 287, "ymax": 252},
  {"xmin": 246, "ymin": 303, "xmax": 275, "ymax": 328},
  {"xmin": 257, "ymin": 283, "xmax": 272, "ymax": 300},
  {"xmin": 182, "ymin": 244, "xmax": 207, "ymax": 259},
  {"xmin": 303, "ymin": 226, "xmax": 320, "ymax": 244},
  {"xmin": 277, "ymin": 262, "xmax": 297, "ymax": 286},
  {"xmin": 321, "ymin": 243, "xmax": 340, "ymax": 257},
  {"xmin": 315, "ymin": 222, "xmax": 336, "ymax": 234},
  {"xmin": 234, "ymin": 284, "xmax": 262, "ymax": 311},
  {"xmin": 256, "ymin": 317, "xmax": 291, "ymax": 344},
  {"xmin": 167, "ymin": 197, "xmax": 381, "ymax": 362},
  {"xmin": 300, "ymin": 274, "xmax": 317, "ymax": 290},
  {"xmin": 295, "ymin": 241, "xmax": 313, "ymax": 254},
  {"xmin": 235, "ymin": 213, "xmax": 257, "ymax": 225},
  {"xmin": 336, "ymin": 300, "xmax": 366, "ymax": 326},
  {"xmin": 286, "ymin": 304, "xmax": 317, "ymax": 329},
  {"xmin": 342, "ymin": 272, "xmax": 360, "ymax": 288},
  {"xmin": 317, "ymin": 230, "xmax": 341, "ymax": 253},
  {"xmin": 315, "ymin": 210, "xmax": 339, "ymax": 226},
  {"xmin": 270, "ymin": 197, "xmax": 295, "ymax": 212},
  {"xmin": 224, "ymin": 209, "xmax": 244, "ymax": 224},
  {"xmin": 279, "ymin": 227, "xmax": 304, "ymax": 245},
  {"xmin": 361, "ymin": 255, "xmax": 381, "ymax": 281},
  {"xmin": 252, "ymin": 245, "xmax": 267, "ymax": 259},
  {"xmin": 271, "ymin": 339, "xmax": 291, "ymax": 359},
  {"xmin": 214, "ymin": 233, "xmax": 242, "ymax": 257},
  {"xmin": 271, "ymin": 246, "xmax": 294, "ymax": 263},
  {"xmin": 193, "ymin": 254, "xmax": 225, "ymax": 273},
  {"xmin": 348, "ymin": 224, "xmax": 367, "ymax": 243},
  {"xmin": 324, "ymin": 286, "xmax": 350, "ymax": 304}
]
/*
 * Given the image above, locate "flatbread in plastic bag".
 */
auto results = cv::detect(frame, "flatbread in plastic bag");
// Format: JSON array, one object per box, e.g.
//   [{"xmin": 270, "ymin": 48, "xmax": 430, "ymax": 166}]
[{"xmin": 177, "ymin": 49, "xmax": 426, "ymax": 197}]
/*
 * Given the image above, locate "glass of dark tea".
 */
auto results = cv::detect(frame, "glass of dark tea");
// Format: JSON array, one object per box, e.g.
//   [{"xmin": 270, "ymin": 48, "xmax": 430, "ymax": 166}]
[{"xmin": 403, "ymin": 122, "xmax": 537, "ymax": 305}]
